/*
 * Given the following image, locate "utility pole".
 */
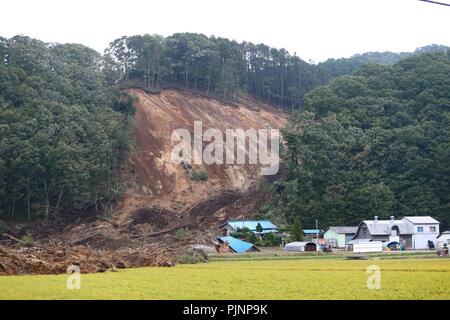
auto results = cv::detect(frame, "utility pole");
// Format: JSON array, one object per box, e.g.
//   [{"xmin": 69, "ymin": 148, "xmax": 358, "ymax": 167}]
[{"xmin": 316, "ymin": 219, "xmax": 319, "ymax": 244}]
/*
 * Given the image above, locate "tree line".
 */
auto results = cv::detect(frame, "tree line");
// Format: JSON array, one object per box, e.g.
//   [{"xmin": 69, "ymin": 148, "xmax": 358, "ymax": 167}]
[{"xmin": 104, "ymin": 33, "xmax": 448, "ymax": 109}]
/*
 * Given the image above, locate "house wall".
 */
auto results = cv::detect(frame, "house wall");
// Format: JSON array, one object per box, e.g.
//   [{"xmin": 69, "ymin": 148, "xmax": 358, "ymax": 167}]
[
  {"xmin": 400, "ymin": 235, "xmax": 413, "ymax": 250},
  {"xmin": 345, "ymin": 234, "xmax": 354, "ymax": 245},
  {"xmin": 336, "ymin": 234, "xmax": 346, "ymax": 248},
  {"xmin": 354, "ymin": 223, "xmax": 371, "ymax": 239},
  {"xmin": 353, "ymin": 241, "xmax": 383, "ymax": 253},
  {"xmin": 324, "ymin": 230, "xmax": 338, "ymax": 247},
  {"xmin": 411, "ymin": 224, "xmax": 439, "ymax": 249},
  {"xmin": 437, "ymin": 234, "xmax": 450, "ymax": 247}
]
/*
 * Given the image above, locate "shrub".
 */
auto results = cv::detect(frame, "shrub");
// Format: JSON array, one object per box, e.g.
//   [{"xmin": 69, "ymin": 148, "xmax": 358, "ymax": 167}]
[
  {"xmin": 21, "ymin": 234, "xmax": 36, "ymax": 247},
  {"xmin": 174, "ymin": 228, "xmax": 188, "ymax": 240},
  {"xmin": 249, "ymin": 233, "xmax": 258, "ymax": 244},
  {"xmin": 191, "ymin": 170, "xmax": 209, "ymax": 181},
  {"xmin": 262, "ymin": 232, "xmax": 282, "ymax": 246},
  {"xmin": 231, "ymin": 227, "xmax": 252, "ymax": 242},
  {"xmin": 178, "ymin": 249, "xmax": 207, "ymax": 264},
  {"xmin": 290, "ymin": 217, "xmax": 304, "ymax": 241}
]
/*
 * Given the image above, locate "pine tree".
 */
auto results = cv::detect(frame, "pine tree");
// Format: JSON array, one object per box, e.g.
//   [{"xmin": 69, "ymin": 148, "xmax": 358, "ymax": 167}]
[{"xmin": 291, "ymin": 218, "xmax": 303, "ymax": 241}]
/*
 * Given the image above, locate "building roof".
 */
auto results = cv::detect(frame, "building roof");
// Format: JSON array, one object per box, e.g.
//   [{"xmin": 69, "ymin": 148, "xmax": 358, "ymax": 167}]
[
  {"xmin": 284, "ymin": 241, "xmax": 316, "ymax": 248},
  {"xmin": 360, "ymin": 220, "xmax": 414, "ymax": 235},
  {"xmin": 303, "ymin": 229, "xmax": 323, "ymax": 234},
  {"xmin": 217, "ymin": 236, "xmax": 258, "ymax": 253},
  {"xmin": 347, "ymin": 239, "xmax": 374, "ymax": 245},
  {"xmin": 403, "ymin": 216, "xmax": 440, "ymax": 224},
  {"xmin": 225, "ymin": 220, "xmax": 278, "ymax": 232},
  {"xmin": 328, "ymin": 226, "xmax": 358, "ymax": 234},
  {"xmin": 285, "ymin": 241, "xmax": 309, "ymax": 247}
]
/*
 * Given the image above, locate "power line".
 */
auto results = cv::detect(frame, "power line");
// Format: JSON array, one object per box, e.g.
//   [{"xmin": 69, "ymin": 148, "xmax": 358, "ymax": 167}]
[{"xmin": 418, "ymin": 0, "xmax": 450, "ymax": 7}]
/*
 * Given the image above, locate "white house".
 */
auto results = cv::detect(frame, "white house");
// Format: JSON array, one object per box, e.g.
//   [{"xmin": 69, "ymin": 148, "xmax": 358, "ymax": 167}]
[
  {"xmin": 352, "ymin": 216, "xmax": 439, "ymax": 250},
  {"xmin": 437, "ymin": 231, "xmax": 450, "ymax": 248},
  {"xmin": 403, "ymin": 216, "xmax": 440, "ymax": 250}
]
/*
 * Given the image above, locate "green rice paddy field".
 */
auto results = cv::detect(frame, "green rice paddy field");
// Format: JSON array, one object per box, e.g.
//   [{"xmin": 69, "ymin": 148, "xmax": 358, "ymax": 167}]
[{"xmin": 0, "ymin": 258, "xmax": 449, "ymax": 299}]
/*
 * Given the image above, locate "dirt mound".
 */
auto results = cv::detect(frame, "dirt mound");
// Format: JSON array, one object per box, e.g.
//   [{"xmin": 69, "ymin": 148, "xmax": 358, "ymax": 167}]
[{"xmin": 132, "ymin": 208, "xmax": 170, "ymax": 226}]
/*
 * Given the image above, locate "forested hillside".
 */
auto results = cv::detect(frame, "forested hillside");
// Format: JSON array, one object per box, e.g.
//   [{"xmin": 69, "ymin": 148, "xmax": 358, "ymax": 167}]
[
  {"xmin": 0, "ymin": 36, "xmax": 134, "ymax": 220},
  {"xmin": 0, "ymin": 33, "xmax": 448, "ymax": 225},
  {"xmin": 104, "ymin": 33, "xmax": 447, "ymax": 109},
  {"xmin": 261, "ymin": 51, "xmax": 450, "ymax": 230}
]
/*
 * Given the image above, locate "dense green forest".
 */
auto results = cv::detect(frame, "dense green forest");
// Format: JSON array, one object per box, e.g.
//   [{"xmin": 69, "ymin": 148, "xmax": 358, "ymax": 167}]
[
  {"xmin": 260, "ymin": 51, "xmax": 450, "ymax": 230},
  {"xmin": 0, "ymin": 36, "xmax": 134, "ymax": 220},
  {"xmin": 104, "ymin": 33, "xmax": 447, "ymax": 108},
  {"xmin": 0, "ymin": 33, "xmax": 448, "ymax": 226}
]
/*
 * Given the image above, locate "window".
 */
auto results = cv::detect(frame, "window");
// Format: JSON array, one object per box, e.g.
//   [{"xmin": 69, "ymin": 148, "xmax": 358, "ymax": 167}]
[
  {"xmin": 391, "ymin": 226, "xmax": 399, "ymax": 236},
  {"xmin": 430, "ymin": 226, "xmax": 436, "ymax": 232},
  {"xmin": 417, "ymin": 226, "xmax": 424, "ymax": 233}
]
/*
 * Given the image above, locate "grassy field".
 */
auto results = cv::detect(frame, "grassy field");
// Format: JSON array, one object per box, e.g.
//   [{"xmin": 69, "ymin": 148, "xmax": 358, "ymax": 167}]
[
  {"xmin": 208, "ymin": 249, "xmax": 437, "ymax": 261},
  {"xmin": 0, "ymin": 258, "xmax": 449, "ymax": 299}
]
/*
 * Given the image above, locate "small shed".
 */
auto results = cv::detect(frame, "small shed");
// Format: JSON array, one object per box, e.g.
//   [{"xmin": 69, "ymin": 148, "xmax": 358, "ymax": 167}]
[
  {"xmin": 305, "ymin": 242, "xmax": 317, "ymax": 252},
  {"xmin": 217, "ymin": 236, "xmax": 259, "ymax": 253},
  {"xmin": 284, "ymin": 241, "xmax": 317, "ymax": 252},
  {"xmin": 284, "ymin": 242, "xmax": 307, "ymax": 252}
]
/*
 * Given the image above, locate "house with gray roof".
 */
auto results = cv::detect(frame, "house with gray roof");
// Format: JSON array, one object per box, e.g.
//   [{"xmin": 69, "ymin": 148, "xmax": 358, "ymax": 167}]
[
  {"xmin": 352, "ymin": 216, "xmax": 440, "ymax": 250},
  {"xmin": 324, "ymin": 226, "xmax": 358, "ymax": 248}
]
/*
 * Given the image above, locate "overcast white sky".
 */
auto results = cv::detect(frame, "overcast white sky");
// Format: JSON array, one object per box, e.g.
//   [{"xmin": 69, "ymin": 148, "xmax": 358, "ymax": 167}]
[{"xmin": 1, "ymin": 0, "xmax": 449, "ymax": 62}]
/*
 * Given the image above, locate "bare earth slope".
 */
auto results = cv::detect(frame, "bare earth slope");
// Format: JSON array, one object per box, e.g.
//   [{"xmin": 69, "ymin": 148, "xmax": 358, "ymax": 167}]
[
  {"xmin": 0, "ymin": 89, "xmax": 286, "ymax": 275},
  {"xmin": 116, "ymin": 89, "xmax": 286, "ymax": 224}
]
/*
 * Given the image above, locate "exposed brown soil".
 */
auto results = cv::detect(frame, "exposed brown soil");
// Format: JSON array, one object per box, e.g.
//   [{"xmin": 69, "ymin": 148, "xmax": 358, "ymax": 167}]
[{"xmin": 0, "ymin": 89, "xmax": 286, "ymax": 275}]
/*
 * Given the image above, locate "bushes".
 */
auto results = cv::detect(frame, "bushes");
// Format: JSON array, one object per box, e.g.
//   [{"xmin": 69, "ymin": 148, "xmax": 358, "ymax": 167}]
[
  {"xmin": 261, "ymin": 232, "xmax": 282, "ymax": 246},
  {"xmin": 231, "ymin": 227, "xmax": 281, "ymax": 247},
  {"xmin": 191, "ymin": 170, "xmax": 209, "ymax": 182},
  {"xmin": 231, "ymin": 227, "xmax": 252, "ymax": 242},
  {"xmin": 174, "ymin": 228, "xmax": 188, "ymax": 241},
  {"xmin": 20, "ymin": 234, "xmax": 36, "ymax": 247},
  {"xmin": 178, "ymin": 248, "xmax": 207, "ymax": 264}
]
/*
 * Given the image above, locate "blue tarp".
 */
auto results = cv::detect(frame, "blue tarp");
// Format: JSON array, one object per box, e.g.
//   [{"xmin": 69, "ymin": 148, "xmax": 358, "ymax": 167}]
[
  {"xmin": 227, "ymin": 220, "xmax": 278, "ymax": 233},
  {"xmin": 303, "ymin": 229, "xmax": 323, "ymax": 234},
  {"xmin": 386, "ymin": 241, "xmax": 400, "ymax": 248},
  {"xmin": 218, "ymin": 236, "xmax": 258, "ymax": 253}
]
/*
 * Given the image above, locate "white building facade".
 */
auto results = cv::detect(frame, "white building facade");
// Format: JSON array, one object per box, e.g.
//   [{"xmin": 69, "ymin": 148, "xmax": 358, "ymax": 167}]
[
  {"xmin": 352, "ymin": 216, "xmax": 439, "ymax": 250},
  {"xmin": 403, "ymin": 216, "xmax": 440, "ymax": 250}
]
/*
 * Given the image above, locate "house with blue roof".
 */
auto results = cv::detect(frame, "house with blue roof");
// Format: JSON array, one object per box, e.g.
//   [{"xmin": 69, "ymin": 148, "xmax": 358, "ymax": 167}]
[
  {"xmin": 217, "ymin": 236, "xmax": 260, "ymax": 253},
  {"xmin": 220, "ymin": 220, "xmax": 278, "ymax": 236}
]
